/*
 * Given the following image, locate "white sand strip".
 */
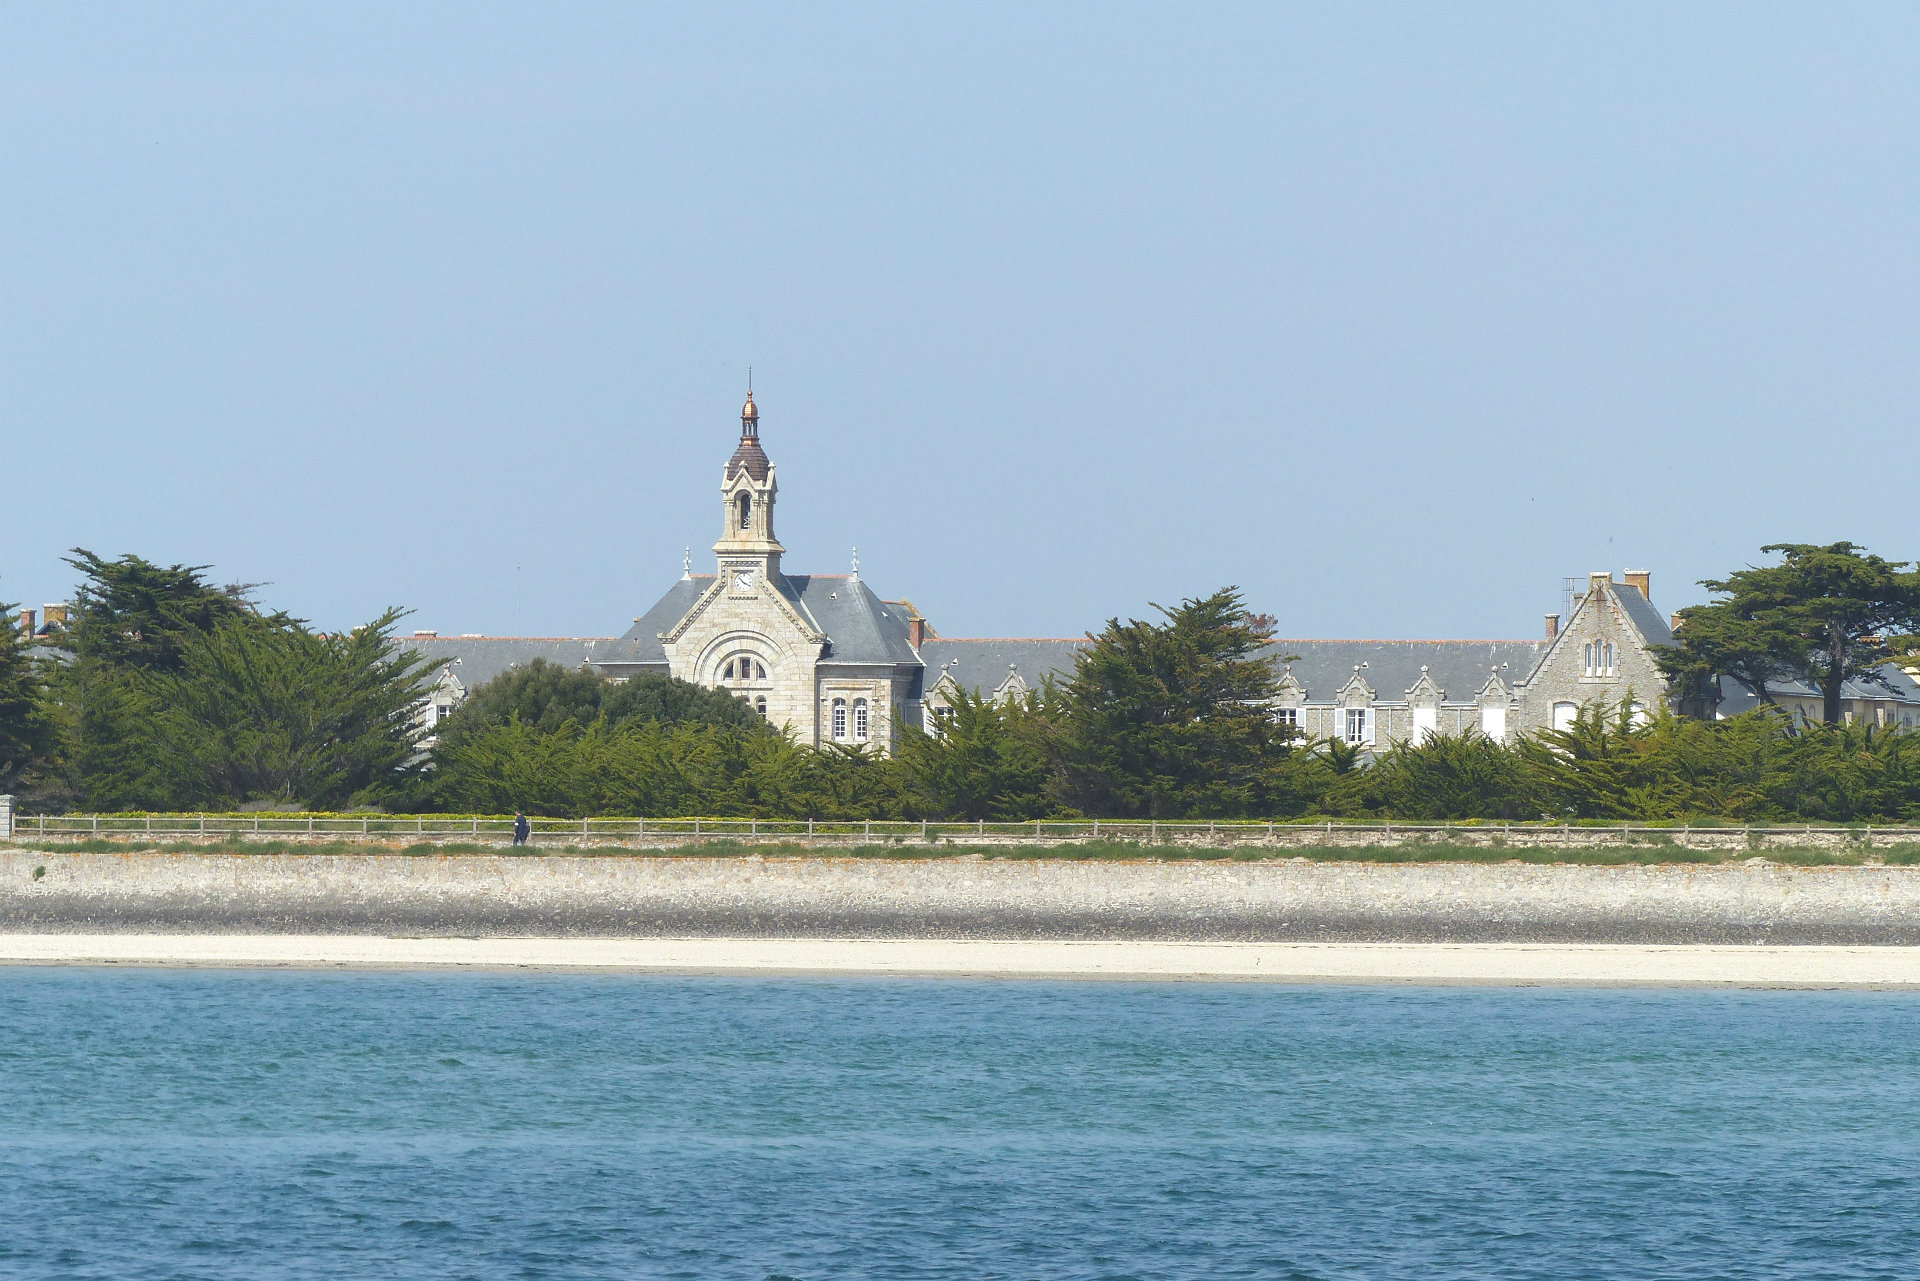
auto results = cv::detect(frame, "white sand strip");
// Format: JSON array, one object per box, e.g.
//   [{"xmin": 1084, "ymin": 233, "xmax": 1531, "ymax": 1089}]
[{"xmin": 5, "ymin": 934, "xmax": 1920, "ymax": 986}]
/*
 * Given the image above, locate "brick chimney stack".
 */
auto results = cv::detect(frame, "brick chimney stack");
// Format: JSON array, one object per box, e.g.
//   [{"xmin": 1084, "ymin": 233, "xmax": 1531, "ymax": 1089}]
[
  {"xmin": 17, "ymin": 608, "xmax": 33, "ymax": 636},
  {"xmin": 908, "ymin": 617, "xmax": 927, "ymax": 649},
  {"xmin": 1623, "ymin": 569, "xmax": 1651, "ymax": 599},
  {"xmin": 1545, "ymin": 613, "xmax": 1560, "ymax": 640},
  {"xmin": 41, "ymin": 604, "xmax": 67, "ymax": 629}
]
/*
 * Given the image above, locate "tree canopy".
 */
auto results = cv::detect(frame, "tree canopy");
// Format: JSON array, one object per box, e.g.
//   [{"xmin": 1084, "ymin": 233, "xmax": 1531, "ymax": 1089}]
[
  {"xmin": 1658, "ymin": 542, "xmax": 1920, "ymax": 724},
  {"xmin": 0, "ymin": 598, "xmax": 52, "ymax": 792},
  {"xmin": 1049, "ymin": 587, "xmax": 1294, "ymax": 818},
  {"xmin": 431, "ymin": 659, "xmax": 766, "ymax": 754}
]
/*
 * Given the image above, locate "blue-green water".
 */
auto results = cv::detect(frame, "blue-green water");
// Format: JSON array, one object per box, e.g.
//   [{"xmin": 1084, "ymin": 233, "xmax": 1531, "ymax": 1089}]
[{"xmin": 2, "ymin": 973, "xmax": 1917, "ymax": 1279}]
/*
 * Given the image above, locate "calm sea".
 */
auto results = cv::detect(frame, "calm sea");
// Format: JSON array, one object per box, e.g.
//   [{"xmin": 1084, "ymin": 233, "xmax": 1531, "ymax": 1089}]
[{"xmin": 1, "ymin": 970, "xmax": 1916, "ymax": 1280}]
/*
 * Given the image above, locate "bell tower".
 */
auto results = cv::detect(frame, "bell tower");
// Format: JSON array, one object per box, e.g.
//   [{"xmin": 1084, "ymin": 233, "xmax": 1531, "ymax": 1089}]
[{"xmin": 714, "ymin": 389, "xmax": 784, "ymax": 594}]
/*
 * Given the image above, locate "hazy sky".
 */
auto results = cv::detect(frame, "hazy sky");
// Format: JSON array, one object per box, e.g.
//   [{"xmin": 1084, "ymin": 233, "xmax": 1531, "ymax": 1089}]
[{"xmin": 5, "ymin": 4, "xmax": 1918, "ymax": 641}]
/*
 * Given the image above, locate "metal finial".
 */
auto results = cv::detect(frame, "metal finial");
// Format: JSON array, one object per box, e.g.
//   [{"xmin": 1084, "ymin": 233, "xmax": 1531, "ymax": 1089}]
[
  {"xmin": 681, "ymin": 547, "xmax": 691, "ymax": 579},
  {"xmin": 851, "ymin": 546, "xmax": 859, "ymax": 578}
]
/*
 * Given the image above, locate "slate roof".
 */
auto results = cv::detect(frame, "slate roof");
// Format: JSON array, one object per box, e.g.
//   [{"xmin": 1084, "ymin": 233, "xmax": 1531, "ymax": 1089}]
[
  {"xmin": 1715, "ymin": 663, "xmax": 1920, "ymax": 717},
  {"xmin": 1267, "ymin": 639, "xmax": 1549, "ymax": 704},
  {"xmin": 405, "ymin": 636, "xmax": 622, "ymax": 693},
  {"xmin": 783, "ymin": 576, "xmax": 920, "ymax": 665},
  {"xmin": 613, "ymin": 576, "xmax": 712, "ymax": 665},
  {"xmin": 920, "ymin": 638, "xmax": 1088, "ymax": 694},
  {"xmin": 1611, "ymin": 585, "xmax": 1675, "ymax": 647}
]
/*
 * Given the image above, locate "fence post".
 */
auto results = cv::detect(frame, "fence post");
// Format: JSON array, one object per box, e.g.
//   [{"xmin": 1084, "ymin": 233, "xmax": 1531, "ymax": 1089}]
[
  {"xmin": 361, "ymin": 816, "xmax": 368, "ymax": 836},
  {"xmin": 473, "ymin": 816, "xmax": 479, "ymax": 837},
  {"xmin": 93, "ymin": 815, "xmax": 99, "ymax": 835},
  {"xmin": 1092, "ymin": 818, "xmax": 1099, "ymax": 839},
  {"xmin": 865, "ymin": 818, "xmax": 871, "ymax": 840},
  {"xmin": 584, "ymin": 817, "xmax": 591, "ymax": 840},
  {"xmin": 922, "ymin": 819, "xmax": 928, "ymax": 841},
  {"xmin": 978, "ymin": 818, "xmax": 984, "ymax": 836},
  {"xmin": 0, "ymin": 794, "xmax": 12, "ymax": 842},
  {"xmin": 694, "ymin": 817, "xmax": 701, "ymax": 836}
]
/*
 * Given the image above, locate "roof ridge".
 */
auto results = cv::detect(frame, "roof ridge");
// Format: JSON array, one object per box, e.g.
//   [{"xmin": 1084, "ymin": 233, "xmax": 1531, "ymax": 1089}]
[
  {"xmin": 1266, "ymin": 637, "xmax": 1543, "ymax": 645},
  {"xmin": 927, "ymin": 636, "xmax": 1090, "ymax": 643}
]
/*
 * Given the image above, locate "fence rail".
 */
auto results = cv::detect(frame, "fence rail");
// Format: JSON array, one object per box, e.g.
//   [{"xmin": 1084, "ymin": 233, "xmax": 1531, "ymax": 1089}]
[{"xmin": 8, "ymin": 813, "xmax": 1920, "ymax": 851}]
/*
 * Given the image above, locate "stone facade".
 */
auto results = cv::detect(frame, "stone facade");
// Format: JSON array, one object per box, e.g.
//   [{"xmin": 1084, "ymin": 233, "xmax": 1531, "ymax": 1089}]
[{"xmin": 407, "ymin": 400, "xmax": 1920, "ymax": 754}]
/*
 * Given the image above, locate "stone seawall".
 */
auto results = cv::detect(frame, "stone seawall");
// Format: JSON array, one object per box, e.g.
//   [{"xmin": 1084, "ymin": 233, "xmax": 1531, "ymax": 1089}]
[{"xmin": 5, "ymin": 850, "xmax": 1920, "ymax": 944}]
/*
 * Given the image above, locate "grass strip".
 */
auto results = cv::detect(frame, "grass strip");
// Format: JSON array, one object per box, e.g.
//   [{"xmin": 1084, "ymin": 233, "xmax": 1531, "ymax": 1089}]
[{"xmin": 8, "ymin": 836, "xmax": 1920, "ymax": 866}]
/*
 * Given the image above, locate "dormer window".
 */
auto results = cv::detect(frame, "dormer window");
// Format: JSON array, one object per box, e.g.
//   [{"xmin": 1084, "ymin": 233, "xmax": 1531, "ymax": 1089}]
[{"xmin": 737, "ymin": 493, "xmax": 752, "ymax": 530}]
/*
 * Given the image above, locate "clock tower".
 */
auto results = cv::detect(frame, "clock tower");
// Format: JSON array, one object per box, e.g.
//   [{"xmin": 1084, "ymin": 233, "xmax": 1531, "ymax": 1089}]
[{"xmin": 714, "ymin": 390, "xmax": 783, "ymax": 594}]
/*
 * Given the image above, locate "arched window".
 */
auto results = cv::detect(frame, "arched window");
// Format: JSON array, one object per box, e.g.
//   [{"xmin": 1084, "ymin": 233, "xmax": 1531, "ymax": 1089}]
[
  {"xmin": 831, "ymin": 698, "xmax": 847, "ymax": 740},
  {"xmin": 755, "ymin": 696, "xmax": 767, "ymax": 718},
  {"xmin": 1582, "ymin": 643, "xmax": 1593, "ymax": 676},
  {"xmin": 737, "ymin": 493, "xmax": 752, "ymax": 530},
  {"xmin": 722, "ymin": 660, "xmax": 736, "ymax": 681},
  {"xmin": 754, "ymin": 661, "xmax": 767, "ymax": 679},
  {"xmin": 853, "ymin": 698, "xmax": 868, "ymax": 740},
  {"xmin": 1604, "ymin": 642, "xmax": 1615, "ymax": 676}
]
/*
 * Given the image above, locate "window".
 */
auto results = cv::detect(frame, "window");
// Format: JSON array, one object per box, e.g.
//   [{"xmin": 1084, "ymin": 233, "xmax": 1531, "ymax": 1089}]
[
  {"xmin": 1582, "ymin": 642, "xmax": 1615, "ymax": 678},
  {"xmin": 1480, "ymin": 703, "xmax": 1507, "ymax": 741},
  {"xmin": 1276, "ymin": 707, "xmax": 1298, "ymax": 728},
  {"xmin": 1553, "ymin": 701, "xmax": 1578, "ymax": 732},
  {"xmin": 1345, "ymin": 708, "xmax": 1367, "ymax": 744},
  {"xmin": 853, "ymin": 698, "xmax": 868, "ymax": 740},
  {"xmin": 1605, "ymin": 642, "xmax": 1615, "ymax": 675},
  {"xmin": 722, "ymin": 656, "xmax": 766, "ymax": 683},
  {"xmin": 1630, "ymin": 701, "xmax": 1650, "ymax": 728},
  {"xmin": 737, "ymin": 493, "xmax": 752, "ymax": 529},
  {"xmin": 1412, "ymin": 706, "xmax": 1438, "ymax": 744},
  {"xmin": 755, "ymin": 696, "xmax": 767, "ymax": 718},
  {"xmin": 832, "ymin": 698, "xmax": 847, "ymax": 740}
]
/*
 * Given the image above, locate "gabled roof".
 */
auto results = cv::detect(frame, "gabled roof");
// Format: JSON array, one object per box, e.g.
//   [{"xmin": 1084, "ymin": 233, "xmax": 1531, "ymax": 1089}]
[
  {"xmin": 1612, "ymin": 585, "xmax": 1674, "ymax": 647},
  {"xmin": 1268, "ymin": 639, "xmax": 1546, "ymax": 705},
  {"xmin": 921, "ymin": 638, "xmax": 1087, "ymax": 695}
]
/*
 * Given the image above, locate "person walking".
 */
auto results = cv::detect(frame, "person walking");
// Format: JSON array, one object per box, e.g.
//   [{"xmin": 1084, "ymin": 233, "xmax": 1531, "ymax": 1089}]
[{"xmin": 512, "ymin": 811, "xmax": 530, "ymax": 847}]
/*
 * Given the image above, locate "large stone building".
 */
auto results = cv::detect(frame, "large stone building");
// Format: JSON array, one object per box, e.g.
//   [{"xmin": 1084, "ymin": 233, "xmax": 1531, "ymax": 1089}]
[{"xmin": 410, "ymin": 395, "xmax": 1920, "ymax": 749}]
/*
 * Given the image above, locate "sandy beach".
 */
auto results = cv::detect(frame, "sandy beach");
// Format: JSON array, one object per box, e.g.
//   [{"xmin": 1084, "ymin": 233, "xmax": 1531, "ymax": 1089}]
[{"xmin": 4, "ymin": 932, "xmax": 1920, "ymax": 986}]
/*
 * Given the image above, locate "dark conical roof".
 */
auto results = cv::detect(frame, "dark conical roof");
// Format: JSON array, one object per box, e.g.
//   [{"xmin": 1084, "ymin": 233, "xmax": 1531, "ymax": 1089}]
[{"xmin": 726, "ymin": 436, "xmax": 770, "ymax": 482}]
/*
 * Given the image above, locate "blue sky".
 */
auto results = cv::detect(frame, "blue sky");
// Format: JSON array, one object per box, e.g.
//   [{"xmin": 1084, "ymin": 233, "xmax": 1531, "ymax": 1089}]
[{"xmin": 4, "ymin": 4, "xmax": 1917, "ymax": 641}]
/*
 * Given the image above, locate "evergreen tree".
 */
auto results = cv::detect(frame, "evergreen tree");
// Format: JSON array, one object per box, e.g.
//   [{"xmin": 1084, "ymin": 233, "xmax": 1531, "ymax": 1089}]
[
  {"xmin": 0, "ymin": 599, "xmax": 52, "ymax": 792},
  {"xmin": 1658, "ymin": 542, "xmax": 1920, "ymax": 724},
  {"xmin": 135, "ymin": 609, "xmax": 441, "ymax": 808},
  {"xmin": 1050, "ymin": 587, "xmax": 1291, "ymax": 818},
  {"xmin": 895, "ymin": 688, "xmax": 1054, "ymax": 820},
  {"xmin": 432, "ymin": 658, "xmax": 765, "ymax": 754}
]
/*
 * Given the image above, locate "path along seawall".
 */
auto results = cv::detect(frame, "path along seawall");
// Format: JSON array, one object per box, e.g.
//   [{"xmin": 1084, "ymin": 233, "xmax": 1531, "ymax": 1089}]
[{"xmin": 6, "ymin": 849, "xmax": 1920, "ymax": 944}]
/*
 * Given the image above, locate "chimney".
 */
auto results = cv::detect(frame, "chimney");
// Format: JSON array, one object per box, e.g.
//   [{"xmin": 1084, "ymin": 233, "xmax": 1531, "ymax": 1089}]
[
  {"xmin": 908, "ymin": 617, "xmax": 927, "ymax": 649},
  {"xmin": 1623, "ymin": 569, "xmax": 1651, "ymax": 599},
  {"xmin": 412, "ymin": 630, "xmax": 438, "ymax": 639},
  {"xmin": 41, "ymin": 604, "xmax": 68, "ymax": 628},
  {"xmin": 1545, "ymin": 613, "xmax": 1560, "ymax": 640},
  {"xmin": 1671, "ymin": 613, "xmax": 1684, "ymax": 632},
  {"xmin": 17, "ymin": 608, "xmax": 33, "ymax": 636},
  {"xmin": 1588, "ymin": 571, "xmax": 1613, "ymax": 599}
]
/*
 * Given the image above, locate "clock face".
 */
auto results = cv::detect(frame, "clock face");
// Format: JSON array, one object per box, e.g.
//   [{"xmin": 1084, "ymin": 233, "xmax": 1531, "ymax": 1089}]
[{"xmin": 732, "ymin": 570, "xmax": 754, "ymax": 593}]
